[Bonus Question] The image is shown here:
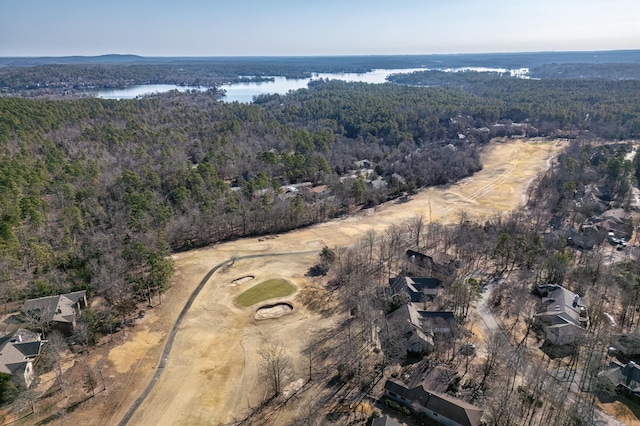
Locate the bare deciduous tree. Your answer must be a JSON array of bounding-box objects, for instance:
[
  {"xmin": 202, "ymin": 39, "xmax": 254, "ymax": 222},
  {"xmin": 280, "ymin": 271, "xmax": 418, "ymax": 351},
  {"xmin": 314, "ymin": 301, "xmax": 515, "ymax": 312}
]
[
  {"xmin": 82, "ymin": 366, "xmax": 97, "ymax": 397},
  {"xmin": 258, "ymin": 341, "xmax": 293, "ymax": 398}
]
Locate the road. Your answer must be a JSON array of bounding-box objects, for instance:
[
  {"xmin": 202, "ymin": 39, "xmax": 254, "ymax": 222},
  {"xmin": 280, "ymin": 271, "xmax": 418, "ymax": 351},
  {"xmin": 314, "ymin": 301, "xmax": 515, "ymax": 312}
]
[
  {"xmin": 117, "ymin": 250, "xmax": 319, "ymax": 426},
  {"xmin": 476, "ymin": 281, "xmax": 624, "ymax": 426}
]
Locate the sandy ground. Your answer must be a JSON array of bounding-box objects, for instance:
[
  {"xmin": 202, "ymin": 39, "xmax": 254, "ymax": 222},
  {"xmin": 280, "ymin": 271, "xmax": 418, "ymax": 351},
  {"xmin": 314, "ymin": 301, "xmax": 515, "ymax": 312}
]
[{"xmin": 60, "ymin": 138, "xmax": 563, "ymax": 426}]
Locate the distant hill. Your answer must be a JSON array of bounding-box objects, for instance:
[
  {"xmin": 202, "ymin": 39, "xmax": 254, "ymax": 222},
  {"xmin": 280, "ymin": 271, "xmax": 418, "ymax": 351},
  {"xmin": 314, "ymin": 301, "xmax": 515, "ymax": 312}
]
[
  {"xmin": 0, "ymin": 54, "xmax": 146, "ymax": 67},
  {"xmin": 1, "ymin": 50, "xmax": 639, "ymax": 69}
]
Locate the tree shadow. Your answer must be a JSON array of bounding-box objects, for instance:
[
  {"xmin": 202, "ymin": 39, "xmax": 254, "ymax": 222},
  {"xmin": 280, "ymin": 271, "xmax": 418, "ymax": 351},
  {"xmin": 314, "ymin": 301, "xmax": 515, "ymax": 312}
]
[{"xmin": 539, "ymin": 341, "xmax": 577, "ymax": 359}]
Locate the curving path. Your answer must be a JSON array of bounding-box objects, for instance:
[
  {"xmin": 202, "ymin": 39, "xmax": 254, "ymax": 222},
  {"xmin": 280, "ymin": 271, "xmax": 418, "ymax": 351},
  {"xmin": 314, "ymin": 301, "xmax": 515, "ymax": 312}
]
[{"xmin": 117, "ymin": 250, "xmax": 319, "ymax": 426}]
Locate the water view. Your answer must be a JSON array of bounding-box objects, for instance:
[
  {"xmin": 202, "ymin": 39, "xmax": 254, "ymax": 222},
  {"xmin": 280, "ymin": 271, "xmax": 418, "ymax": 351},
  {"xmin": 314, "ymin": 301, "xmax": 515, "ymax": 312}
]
[
  {"xmin": 93, "ymin": 84, "xmax": 206, "ymax": 99},
  {"xmin": 219, "ymin": 68, "xmax": 429, "ymax": 103},
  {"xmin": 92, "ymin": 67, "xmax": 530, "ymax": 102}
]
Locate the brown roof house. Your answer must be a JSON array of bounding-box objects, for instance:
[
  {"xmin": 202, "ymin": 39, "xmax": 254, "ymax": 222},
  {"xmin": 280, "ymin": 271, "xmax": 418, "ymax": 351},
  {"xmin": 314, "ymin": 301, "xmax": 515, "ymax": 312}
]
[
  {"xmin": 535, "ymin": 285, "xmax": 588, "ymax": 345},
  {"xmin": 405, "ymin": 250, "xmax": 459, "ymax": 285},
  {"xmin": 0, "ymin": 329, "xmax": 45, "ymax": 388},
  {"xmin": 23, "ymin": 290, "xmax": 87, "ymax": 335},
  {"xmin": 384, "ymin": 378, "xmax": 484, "ymax": 426}
]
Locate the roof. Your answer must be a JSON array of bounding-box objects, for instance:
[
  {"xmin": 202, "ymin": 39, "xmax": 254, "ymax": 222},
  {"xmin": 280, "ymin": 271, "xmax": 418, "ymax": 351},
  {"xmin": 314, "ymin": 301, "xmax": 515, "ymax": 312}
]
[
  {"xmin": 311, "ymin": 185, "xmax": 329, "ymax": 193},
  {"xmin": 419, "ymin": 311, "xmax": 456, "ymax": 334},
  {"xmin": 600, "ymin": 361, "xmax": 640, "ymax": 395},
  {"xmin": 390, "ymin": 277, "xmax": 439, "ymax": 303},
  {"xmin": 409, "ymin": 364, "xmax": 459, "ymax": 393},
  {"xmin": 23, "ymin": 290, "xmax": 86, "ymax": 324},
  {"xmin": 387, "ymin": 305, "xmax": 454, "ymax": 334},
  {"xmin": 536, "ymin": 285, "xmax": 586, "ymax": 326},
  {"xmin": 405, "ymin": 250, "xmax": 459, "ymax": 272},
  {"xmin": 611, "ymin": 334, "xmax": 640, "ymax": 356},
  {"xmin": 371, "ymin": 416, "xmax": 402, "ymax": 426},
  {"xmin": 386, "ymin": 304, "xmax": 434, "ymax": 352},
  {"xmin": 368, "ymin": 178, "xmax": 388, "ymax": 190},
  {"xmin": 387, "ymin": 304, "xmax": 424, "ymax": 332},
  {"xmin": 384, "ymin": 378, "xmax": 484, "ymax": 426},
  {"xmin": 0, "ymin": 329, "xmax": 43, "ymax": 377}
]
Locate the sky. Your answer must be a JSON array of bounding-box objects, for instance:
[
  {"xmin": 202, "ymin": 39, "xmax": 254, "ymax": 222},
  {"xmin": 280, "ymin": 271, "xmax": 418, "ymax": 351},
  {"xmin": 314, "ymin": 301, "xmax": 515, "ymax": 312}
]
[{"xmin": 1, "ymin": 0, "xmax": 639, "ymax": 57}]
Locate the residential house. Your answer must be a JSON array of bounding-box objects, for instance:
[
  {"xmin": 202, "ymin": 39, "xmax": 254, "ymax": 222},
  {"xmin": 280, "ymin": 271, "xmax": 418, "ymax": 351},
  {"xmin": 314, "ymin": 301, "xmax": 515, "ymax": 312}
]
[
  {"xmin": 353, "ymin": 159, "xmax": 372, "ymax": 169},
  {"xmin": 385, "ymin": 304, "xmax": 434, "ymax": 354},
  {"xmin": 23, "ymin": 290, "xmax": 88, "ymax": 335},
  {"xmin": 599, "ymin": 360, "xmax": 640, "ymax": 401},
  {"xmin": 384, "ymin": 378, "xmax": 484, "ymax": 426},
  {"xmin": 371, "ymin": 416, "xmax": 402, "ymax": 426},
  {"xmin": 0, "ymin": 329, "xmax": 45, "ymax": 388},
  {"xmin": 535, "ymin": 285, "xmax": 588, "ymax": 345},
  {"xmin": 384, "ymin": 304, "xmax": 456, "ymax": 355},
  {"xmin": 405, "ymin": 250, "xmax": 459, "ymax": 285},
  {"xmin": 406, "ymin": 364, "xmax": 459, "ymax": 393},
  {"xmin": 389, "ymin": 276, "xmax": 440, "ymax": 304},
  {"xmin": 421, "ymin": 311, "xmax": 456, "ymax": 335},
  {"xmin": 610, "ymin": 334, "xmax": 640, "ymax": 357},
  {"xmin": 368, "ymin": 178, "xmax": 388, "ymax": 190},
  {"xmin": 300, "ymin": 184, "xmax": 330, "ymax": 199}
]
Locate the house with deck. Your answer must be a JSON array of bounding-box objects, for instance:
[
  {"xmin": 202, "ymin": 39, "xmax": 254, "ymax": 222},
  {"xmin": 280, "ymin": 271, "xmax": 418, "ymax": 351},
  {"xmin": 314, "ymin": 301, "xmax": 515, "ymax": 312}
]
[{"xmin": 23, "ymin": 290, "xmax": 88, "ymax": 335}]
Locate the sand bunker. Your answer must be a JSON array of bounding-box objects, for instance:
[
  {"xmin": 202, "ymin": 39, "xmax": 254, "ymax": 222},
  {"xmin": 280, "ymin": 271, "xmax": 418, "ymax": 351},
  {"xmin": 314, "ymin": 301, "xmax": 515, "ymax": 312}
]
[
  {"xmin": 254, "ymin": 302, "xmax": 294, "ymax": 320},
  {"xmin": 231, "ymin": 275, "xmax": 255, "ymax": 286}
]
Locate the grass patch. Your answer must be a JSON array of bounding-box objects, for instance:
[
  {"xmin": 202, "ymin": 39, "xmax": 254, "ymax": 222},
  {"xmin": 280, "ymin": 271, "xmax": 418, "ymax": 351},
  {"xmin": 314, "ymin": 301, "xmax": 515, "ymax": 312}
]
[{"xmin": 236, "ymin": 279, "xmax": 295, "ymax": 307}]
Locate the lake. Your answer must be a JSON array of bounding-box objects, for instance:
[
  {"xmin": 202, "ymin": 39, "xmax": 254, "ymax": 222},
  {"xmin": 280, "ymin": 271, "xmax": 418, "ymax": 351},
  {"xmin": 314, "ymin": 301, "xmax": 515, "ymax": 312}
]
[
  {"xmin": 92, "ymin": 67, "xmax": 529, "ymax": 102},
  {"xmin": 92, "ymin": 84, "xmax": 206, "ymax": 99}
]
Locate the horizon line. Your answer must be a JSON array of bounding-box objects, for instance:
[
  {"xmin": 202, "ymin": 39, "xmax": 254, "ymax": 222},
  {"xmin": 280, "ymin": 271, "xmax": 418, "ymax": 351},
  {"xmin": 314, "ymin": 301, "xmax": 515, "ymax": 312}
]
[{"xmin": 2, "ymin": 48, "xmax": 640, "ymax": 60}]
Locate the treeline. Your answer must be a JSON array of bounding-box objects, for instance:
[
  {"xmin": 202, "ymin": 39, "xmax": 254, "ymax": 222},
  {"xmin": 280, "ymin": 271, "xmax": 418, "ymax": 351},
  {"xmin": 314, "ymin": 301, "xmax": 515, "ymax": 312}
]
[
  {"xmin": 0, "ymin": 64, "xmax": 234, "ymax": 94},
  {"xmin": 0, "ymin": 85, "xmax": 483, "ymax": 335},
  {"xmin": 3, "ymin": 50, "xmax": 640, "ymax": 95},
  {"xmin": 1, "ymin": 75, "xmax": 638, "ymax": 338},
  {"xmin": 529, "ymin": 62, "xmax": 640, "ymax": 80},
  {"xmin": 388, "ymin": 71, "xmax": 640, "ymax": 139}
]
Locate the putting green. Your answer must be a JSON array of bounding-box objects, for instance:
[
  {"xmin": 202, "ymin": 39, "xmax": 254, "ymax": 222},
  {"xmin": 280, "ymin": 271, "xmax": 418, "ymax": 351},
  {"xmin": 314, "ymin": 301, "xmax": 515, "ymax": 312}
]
[{"xmin": 235, "ymin": 279, "xmax": 295, "ymax": 307}]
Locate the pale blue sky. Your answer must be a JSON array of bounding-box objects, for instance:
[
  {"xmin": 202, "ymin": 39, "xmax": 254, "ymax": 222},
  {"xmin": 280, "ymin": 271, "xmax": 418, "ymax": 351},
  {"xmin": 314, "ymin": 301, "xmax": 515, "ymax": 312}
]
[{"xmin": 1, "ymin": 0, "xmax": 638, "ymax": 56}]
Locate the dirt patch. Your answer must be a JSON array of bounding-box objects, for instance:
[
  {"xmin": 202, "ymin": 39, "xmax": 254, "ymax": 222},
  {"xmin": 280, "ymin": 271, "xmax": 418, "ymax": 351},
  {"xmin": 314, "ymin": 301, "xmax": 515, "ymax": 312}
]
[
  {"xmin": 107, "ymin": 328, "xmax": 163, "ymax": 374},
  {"xmin": 254, "ymin": 302, "xmax": 294, "ymax": 320}
]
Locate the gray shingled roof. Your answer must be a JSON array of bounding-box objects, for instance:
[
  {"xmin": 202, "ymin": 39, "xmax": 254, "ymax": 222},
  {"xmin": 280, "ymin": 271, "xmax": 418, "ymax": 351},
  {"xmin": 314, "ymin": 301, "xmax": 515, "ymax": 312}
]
[
  {"xmin": 384, "ymin": 378, "xmax": 484, "ymax": 426},
  {"xmin": 23, "ymin": 290, "xmax": 86, "ymax": 324},
  {"xmin": 390, "ymin": 276, "xmax": 439, "ymax": 303},
  {"xmin": 371, "ymin": 416, "xmax": 402, "ymax": 426},
  {"xmin": 0, "ymin": 329, "xmax": 43, "ymax": 377}
]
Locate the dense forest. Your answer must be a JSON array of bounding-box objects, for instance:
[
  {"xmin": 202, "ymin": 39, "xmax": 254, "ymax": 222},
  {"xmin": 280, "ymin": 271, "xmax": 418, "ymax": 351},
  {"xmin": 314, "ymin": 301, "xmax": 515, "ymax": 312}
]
[{"xmin": 2, "ymin": 67, "xmax": 640, "ymax": 338}]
